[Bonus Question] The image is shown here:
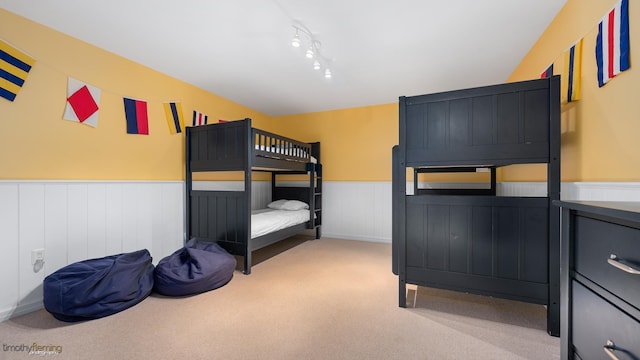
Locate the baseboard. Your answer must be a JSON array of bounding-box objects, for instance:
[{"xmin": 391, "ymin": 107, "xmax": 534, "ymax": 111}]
[
  {"xmin": 321, "ymin": 232, "xmax": 391, "ymax": 243},
  {"xmin": 0, "ymin": 300, "xmax": 43, "ymax": 322}
]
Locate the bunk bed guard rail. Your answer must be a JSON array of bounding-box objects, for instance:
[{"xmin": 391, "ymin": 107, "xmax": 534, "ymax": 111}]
[
  {"xmin": 187, "ymin": 119, "xmax": 312, "ymax": 172},
  {"xmin": 253, "ymin": 128, "xmax": 312, "ymax": 164}
]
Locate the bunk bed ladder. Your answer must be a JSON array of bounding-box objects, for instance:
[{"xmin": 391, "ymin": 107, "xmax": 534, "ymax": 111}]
[{"xmin": 307, "ymin": 162, "xmax": 322, "ymax": 239}]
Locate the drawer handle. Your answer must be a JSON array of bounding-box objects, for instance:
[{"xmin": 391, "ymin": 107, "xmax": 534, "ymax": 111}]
[
  {"xmin": 604, "ymin": 340, "xmax": 620, "ymax": 360},
  {"xmin": 608, "ymin": 254, "xmax": 640, "ymax": 275}
]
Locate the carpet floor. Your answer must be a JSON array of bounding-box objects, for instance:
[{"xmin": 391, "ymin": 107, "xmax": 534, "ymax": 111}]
[{"xmin": 0, "ymin": 236, "xmax": 559, "ymax": 359}]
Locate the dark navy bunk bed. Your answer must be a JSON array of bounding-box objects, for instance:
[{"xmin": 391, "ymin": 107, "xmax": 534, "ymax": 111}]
[
  {"xmin": 186, "ymin": 118, "xmax": 322, "ymax": 274},
  {"xmin": 393, "ymin": 76, "xmax": 561, "ymax": 336}
]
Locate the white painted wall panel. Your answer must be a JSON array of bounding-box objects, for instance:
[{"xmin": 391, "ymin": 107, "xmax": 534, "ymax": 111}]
[
  {"xmin": 161, "ymin": 182, "xmax": 184, "ymax": 259},
  {"xmin": 0, "ymin": 184, "xmax": 19, "ymax": 319},
  {"xmin": 573, "ymin": 182, "xmax": 640, "ymax": 201},
  {"xmin": 18, "ymin": 184, "xmax": 45, "ymax": 313},
  {"xmin": 0, "ymin": 180, "xmax": 186, "ymax": 321},
  {"xmin": 135, "ymin": 184, "xmax": 154, "ymax": 253},
  {"xmin": 372, "ymin": 182, "xmax": 393, "ymax": 241},
  {"xmin": 322, "ymin": 182, "xmax": 392, "ymax": 243},
  {"xmin": 87, "ymin": 183, "xmax": 107, "ymax": 259},
  {"xmin": 105, "ymin": 183, "xmax": 124, "ymax": 255},
  {"xmin": 150, "ymin": 184, "xmax": 168, "ymax": 264},
  {"xmin": 122, "ymin": 184, "xmax": 139, "ymax": 253},
  {"xmin": 67, "ymin": 184, "xmax": 89, "ymax": 263},
  {"xmin": 44, "ymin": 184, "xmax": 68, "ymax": 275}
]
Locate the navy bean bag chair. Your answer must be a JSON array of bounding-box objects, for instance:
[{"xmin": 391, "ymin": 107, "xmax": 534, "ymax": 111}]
[
  {"xmin": 43, "ymin": 249, "xmax": 154, "ymax": 322},
  {"xmin": 154, "ymin": 238, "xmax": 236, "ymax": 296}
]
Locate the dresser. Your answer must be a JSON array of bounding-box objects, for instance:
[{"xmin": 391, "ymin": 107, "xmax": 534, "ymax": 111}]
[{"xmin": 555, "ymin": 201, "xmax": 640, "ymax": 359}]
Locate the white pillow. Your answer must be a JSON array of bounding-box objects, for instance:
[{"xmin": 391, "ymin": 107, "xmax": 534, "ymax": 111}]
[
  {"xmin": 281, "ymin": 200, "xmax": 309, "ymax": 211},
  {"xmin": 267, "ymin": 199, "xmax": 288, "ymax": 210}
]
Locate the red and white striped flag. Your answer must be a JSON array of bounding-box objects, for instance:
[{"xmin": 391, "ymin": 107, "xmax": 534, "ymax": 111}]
[
  {"xmin": 192, "ymin": 110, "xmax": 208, "ymax": 126},
  {"xmin": 595, "ymin": 0, "xmax": 630, "ymax": 87}
]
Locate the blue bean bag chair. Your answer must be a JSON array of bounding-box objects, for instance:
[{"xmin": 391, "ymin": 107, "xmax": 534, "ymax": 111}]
[
  {"xmin": 43, "ymin": 249, "xmax": 154, "ymax": 322},
  {"xmin": 154, "ymin": 238, "xmax": 236, "ymax": 296}
]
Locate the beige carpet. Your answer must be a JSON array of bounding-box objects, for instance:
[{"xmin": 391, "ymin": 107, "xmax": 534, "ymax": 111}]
[{"xmin": 0, "ymin": 236, "xmax": 559, "ymax": 360}]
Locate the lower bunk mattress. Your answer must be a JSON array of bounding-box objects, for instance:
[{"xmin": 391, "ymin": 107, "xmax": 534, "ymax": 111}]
[{"xmin": 251, "ymin": 208, "xmax": 310, "ymax": 238}]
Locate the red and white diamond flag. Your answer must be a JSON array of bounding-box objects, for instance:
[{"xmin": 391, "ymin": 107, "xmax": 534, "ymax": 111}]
[{"xmin": 63, "ymin": 77, "xmax": 101, "ymax": 127}]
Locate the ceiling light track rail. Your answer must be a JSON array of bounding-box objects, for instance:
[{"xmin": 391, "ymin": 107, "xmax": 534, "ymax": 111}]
[{"xmin": 291, "ymin": 21, "xmax": 333, "ymax": 79}]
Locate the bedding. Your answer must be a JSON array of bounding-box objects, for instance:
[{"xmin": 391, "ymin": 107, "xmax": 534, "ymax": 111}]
[
  {"xmin": 251, "ymin": 208, "xmax": 310, "ymax": 238},
  {"xmin": 280, "ymin": 200, "xmax": 309, "ymax": 211},
  {"xmin": 267, "ymin": 199, "xmax": 289, "ymax": 210},
  {"xmin": 266, "ymin": 199, "xmax": 309, "ymax": 211}
]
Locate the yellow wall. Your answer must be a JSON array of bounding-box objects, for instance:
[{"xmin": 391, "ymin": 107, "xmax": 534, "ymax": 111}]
[
  {"xmin": 0, "ymin": 9, "xmax": 269, "ymax": 180},
  {"xmin": 506, "ymin": 0, "xmax": 640, "ymax": 182},
  {"xmin": 5, "ymin": 2, "xmax": 639, "ymax": 184},
  {"xmin": 271, "ymin": 104, "xmax": 398, "ymax": 181}
]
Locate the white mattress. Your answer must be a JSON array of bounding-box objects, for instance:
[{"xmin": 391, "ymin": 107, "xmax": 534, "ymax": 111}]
[{"xmin": 251, "ymin": 208, "xmax": 310, "ymax": 239}]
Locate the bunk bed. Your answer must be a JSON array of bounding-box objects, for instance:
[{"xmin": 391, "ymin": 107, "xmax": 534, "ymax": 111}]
[
  {"xmin": 392, "ymin": 76, "xmax": 561, "ymax": 336},
  {"xmin": 185, "ymin": 118, "xmax": 322, "ymax": 274}
]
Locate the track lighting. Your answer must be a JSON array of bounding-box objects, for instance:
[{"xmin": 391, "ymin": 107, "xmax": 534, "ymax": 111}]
[
  {"xmin": 291, "ymin": 22, "xmax": 333, "ymax": 79},
  {"xmin": 291, "ymin": 29, "xmax": 300, "ymax": 48}
]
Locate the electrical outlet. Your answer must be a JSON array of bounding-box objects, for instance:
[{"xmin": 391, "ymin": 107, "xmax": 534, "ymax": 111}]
[{"xmin": 31, "ymin": 248, "xmax": 45, "ymax": 265}]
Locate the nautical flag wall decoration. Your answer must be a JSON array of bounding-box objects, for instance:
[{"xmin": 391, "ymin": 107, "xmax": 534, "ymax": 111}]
[
  {"xmin": 192, "ymin": 110, "xmax": 208, "ymax": 126},
  {"xmin": 0, "ymin": 39, "xmax": 35, "ymax": 102},
  {"xmin": 123, "ymin": 97, "xmax": 149, "ymax": 135},
  {"xmin": 164, "ymin": 102, "xmax": 184, "ymax": 134},
  {"xmin": 63, "ymin": 77, "xmax": 101, "ymax": 127},
  {"xmin": 596, "ymin": 0, "xmax": 630, "ymax": 87},
  {"xmin": 540, "ymin": 64, "xmax": 554, "ymax": 79},
  {"xmin": 563, "ymin": 39, "xmax": 583, "ymax": 103}
]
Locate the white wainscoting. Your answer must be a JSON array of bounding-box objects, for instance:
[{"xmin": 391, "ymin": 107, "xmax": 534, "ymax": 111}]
[
  {"xmin": 2, "ymin": 180, "xmax": 639, "ymax": 321},
  {"xmin": 193, "ymin": 180, "xmax": 393, "ymax": 243},
  {"xmin": 0, "ymin": 181, "xmax": 184, "ymax": 322},
  {"xmin": 322, "ymin": 182, "xmax": 392, "ymax": 243},
  {"xmin": 498, "ymin": 182, "xmax": 640, "ymax": 201}
]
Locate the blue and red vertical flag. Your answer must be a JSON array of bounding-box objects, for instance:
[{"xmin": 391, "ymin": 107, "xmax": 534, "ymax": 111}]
[
  {"xmin": 123, "ymin": 97, "xmax": 149, "ymax": 135},
  {"xmin": 540, "ymin": 64, "xmax": 554, "ymax": 79},
  {"xmin": 596, "ymin": 0, "xmax": 630, "ymax": 87}
]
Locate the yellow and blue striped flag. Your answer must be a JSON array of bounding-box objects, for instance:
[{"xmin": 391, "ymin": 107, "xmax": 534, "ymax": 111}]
[
  {"xmin": 0, "ymin": 39, "xmax": 35, "ymax": 102},
  {"xmin": 164, "ymin": 102, "xmax": 185, "ymax": 134},
  {"xmin": 563, "ymin": 39, "xmax": 582, "ymax": 103}
]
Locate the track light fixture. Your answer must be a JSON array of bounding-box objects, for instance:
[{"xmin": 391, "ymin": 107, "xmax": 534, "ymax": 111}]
[
  {"xmin": 291, "ymin": 22, "xmax": 333, "ymax": 79},
  {"xmin": 291, "ymin": 29, "xmax": 301, "ymax": 48}
]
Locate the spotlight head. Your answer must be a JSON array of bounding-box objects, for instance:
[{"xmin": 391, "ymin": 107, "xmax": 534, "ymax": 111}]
[
  {"xmin": 306, "ymin": 47, "xmax": 314, "ymax": 58},
  {"xmin": 324, "ymin": 68, "xmax": 332, "ymax": 78}
]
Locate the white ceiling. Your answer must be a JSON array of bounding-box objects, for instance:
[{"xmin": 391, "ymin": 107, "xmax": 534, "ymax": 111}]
[{"xmin": 1, "ymin": 0, "xmax": 566, "ymax": 116}]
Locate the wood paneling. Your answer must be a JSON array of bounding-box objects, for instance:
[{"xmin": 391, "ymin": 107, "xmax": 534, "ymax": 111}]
[{"xmin": 0, "ymin": 181, "xmax": 183, "ymax": 321}]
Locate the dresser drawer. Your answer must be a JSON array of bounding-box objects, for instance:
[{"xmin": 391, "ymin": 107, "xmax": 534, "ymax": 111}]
[
  {"xmin": 572, "ymin": 281, "xmax": 640, "ymax": 360},
  {"xmin": 574, "ymin": 215, "xmax": 640, "ymax": 311}
]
